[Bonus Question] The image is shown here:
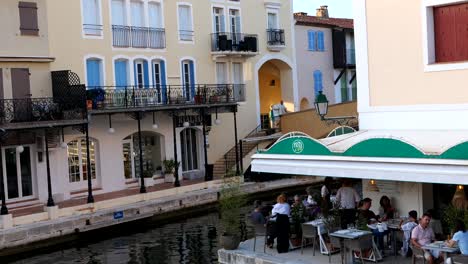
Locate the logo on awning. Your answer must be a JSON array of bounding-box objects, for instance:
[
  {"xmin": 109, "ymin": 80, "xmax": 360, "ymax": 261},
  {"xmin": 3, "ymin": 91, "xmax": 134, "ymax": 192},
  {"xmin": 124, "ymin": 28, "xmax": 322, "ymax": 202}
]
[{"xmin": 292, "ymin": 139, "xmax": 304, "ymax": 154}]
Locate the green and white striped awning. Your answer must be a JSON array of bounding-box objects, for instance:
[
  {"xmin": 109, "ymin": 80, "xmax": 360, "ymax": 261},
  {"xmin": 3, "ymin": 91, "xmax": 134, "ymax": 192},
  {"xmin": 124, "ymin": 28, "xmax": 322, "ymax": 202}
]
[{"xmin": 251, "ymin": 131, "xmax": 468, "ymax": 185}]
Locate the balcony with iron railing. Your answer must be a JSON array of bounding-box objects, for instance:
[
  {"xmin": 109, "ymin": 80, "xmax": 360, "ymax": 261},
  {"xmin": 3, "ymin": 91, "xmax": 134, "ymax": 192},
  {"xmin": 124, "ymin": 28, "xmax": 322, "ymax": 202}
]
[
  {"xmin": 86, "ymin": 84, "xmax": 246, "ymax": 112},
  {"xmin": 0, "ymin": 96, "xmax": 87, "ymax": 129},
  {"xmin": 112, "ymin": 25, "xmax": 166, "ymax": 49},
  {"xmin": 266, "ymin": 29, "xmax": 285, "ymax": 51},
  {"xmin": 211, "ymin": 33, "xmax": 258, "ymax": 55}
]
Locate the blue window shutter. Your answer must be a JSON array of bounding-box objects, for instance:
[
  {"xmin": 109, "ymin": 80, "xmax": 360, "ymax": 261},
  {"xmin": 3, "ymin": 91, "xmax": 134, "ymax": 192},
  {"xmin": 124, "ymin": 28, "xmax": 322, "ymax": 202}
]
[
  {"xmin": 133, "ymin": 61, "xmax": 137, "ymax": 86},
  {"xmin": 314, "ymin": 70, "xmax": 322, "ymax": 96},
  {"xmin": 318, "ymin": 31, "xmax": 325, "ymax": 51},
  {"xmin": 308, "ymin": 31, "xmax": 316, "ymax": 51},
  {"xmin": 114, "ymin": 61, "xmax": 127, "ymax": 88},
  {"xmin": 86, "ymin": 59, "xmax": 101, "ymax": 88},
  {"xmin": 160, "ymin": 60, "xmax": 167, "ymax": 103},
  {"xmin": 143, "ymin": 61, "xmax": 149, "ymax": 87},
  {"xmin": 189, "ymin": 61, "xmax": 195, "ymax": 99}
]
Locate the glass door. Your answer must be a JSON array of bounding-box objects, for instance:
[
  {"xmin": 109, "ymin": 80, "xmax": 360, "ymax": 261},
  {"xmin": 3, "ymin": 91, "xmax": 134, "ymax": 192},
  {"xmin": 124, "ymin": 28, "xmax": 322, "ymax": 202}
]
[{"xmin": 2, "ymin": 146, "xmax": 33, "ymax": 200}]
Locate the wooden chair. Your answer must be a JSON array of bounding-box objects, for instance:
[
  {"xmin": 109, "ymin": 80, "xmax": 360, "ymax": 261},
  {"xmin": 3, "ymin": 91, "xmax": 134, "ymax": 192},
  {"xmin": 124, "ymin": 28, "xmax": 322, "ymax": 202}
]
[
  {"xmin": 301, "ymin": 223, "xmax": 318, "ymax": 255},
  {"xmin": 410, "ymin": 245, "xmax": 426, "ymax": 264}
]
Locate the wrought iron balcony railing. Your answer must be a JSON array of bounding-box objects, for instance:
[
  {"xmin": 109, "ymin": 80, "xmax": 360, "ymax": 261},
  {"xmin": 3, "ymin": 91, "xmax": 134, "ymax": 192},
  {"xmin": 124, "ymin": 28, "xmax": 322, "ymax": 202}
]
[
  {"xmin": 211, "ymin": 32, "xmax": 258, "ymax": 53},
  {"xmin": 112, "ymin": 25, "xmax": 166, "ymax": 49},
  {"xmin": 0, "ymin": 97, "xmax": 87, "ymax": 125},
  {"xmin": 87, "ymin": 84, "xmax": 246, "ymax": 110},
  {"xmin": 267, "ymin": 29, "xmax": 285, "ymax": 46},
  {"xmin": 83, "ymin": 24, "xmax": 103, "ymax": 36}
]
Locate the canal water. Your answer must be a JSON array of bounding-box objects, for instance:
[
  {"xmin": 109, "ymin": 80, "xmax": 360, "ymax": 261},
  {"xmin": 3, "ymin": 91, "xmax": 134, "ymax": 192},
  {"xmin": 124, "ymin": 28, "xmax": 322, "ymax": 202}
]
[{"xmin": 8, "ymin": 206, "xmax": 256, "ymax": 264}]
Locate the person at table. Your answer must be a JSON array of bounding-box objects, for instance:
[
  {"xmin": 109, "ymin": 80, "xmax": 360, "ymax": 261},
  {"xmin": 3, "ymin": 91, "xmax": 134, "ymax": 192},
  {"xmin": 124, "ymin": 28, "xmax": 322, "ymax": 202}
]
[
  {"xmin": 291, "ymin": 195, "xmax": 307, "ymax": 238},
  {"xmin": 400, "ymin": 210, "xmax": 418, "ymax": 257},
  {"xmin": 357, "ymin": 198, "xmax": 388, "ymax": 252},
  {"xmin": 268, "ymin": 194, "xmax": 290, "ymax": 253},
  {"xmin": 378, "ymin": 195, "xmax": 395, "ymax": 221},
  {"xmin": 250, "ymin": 200, "xmax": 266, "ymax": 225},
  {"xmin": 321, "ymin": 177, "xmax": 333, "ymax": 213},
  {"xmin": 411, "ymin": 213, "xmax": 443, "ymax": 264},
  {"xmin": 336, "ymin": 179, "xmax": 361, "ymax": 229},
  {"xmin": 446, "ymin": 219, "xmax": 468, "ymax": 255},
  {"xmin": 426, "ymin": 209, "xmax": 444, "ymax": 240}
]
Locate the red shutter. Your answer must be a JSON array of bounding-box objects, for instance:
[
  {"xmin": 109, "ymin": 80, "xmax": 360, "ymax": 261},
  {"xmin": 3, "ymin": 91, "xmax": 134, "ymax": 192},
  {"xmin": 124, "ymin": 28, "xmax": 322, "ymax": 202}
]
[
  {"xmin": 18, "ymin": 2, "xmax": 39, "ymax": 36},
  {"xmin": 434, "ymin": 3, "xmax": 468, "ymax": 63}
]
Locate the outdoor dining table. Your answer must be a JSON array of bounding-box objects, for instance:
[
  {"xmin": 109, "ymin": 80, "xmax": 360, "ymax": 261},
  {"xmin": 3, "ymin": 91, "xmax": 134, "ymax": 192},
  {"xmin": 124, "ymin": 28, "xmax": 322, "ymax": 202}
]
[
  {"xmin": 422, "ymin": 241, "xmax": 460, "ymax": 260},
  {"xmin": 368, "ymin": 219, "xmax": 403, "ymax": 257},
  {"xmin": 329, "ymin": 229, "xmax": 375, "ymax": 264}
]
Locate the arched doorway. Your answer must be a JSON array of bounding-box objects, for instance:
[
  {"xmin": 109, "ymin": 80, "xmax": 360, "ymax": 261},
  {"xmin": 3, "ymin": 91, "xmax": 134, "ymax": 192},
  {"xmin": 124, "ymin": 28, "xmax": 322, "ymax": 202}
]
[
  {"xmin": 122, "ymin": 132, "xmax": 164, "ymax": 179},
  {"xmin": 257, "ymin": 58, "xmax": 294, "ymax": 129},
  {"xmin": 300, "ymin": 98, "xmax": 310, "ymax": 111}
]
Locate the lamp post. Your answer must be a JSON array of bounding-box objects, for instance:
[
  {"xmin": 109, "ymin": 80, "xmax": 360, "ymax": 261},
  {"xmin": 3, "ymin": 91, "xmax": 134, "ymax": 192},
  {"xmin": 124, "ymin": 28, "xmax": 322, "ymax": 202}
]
[{"xmin": 314, "ymin": 91, "xmax": 357, "ymax": 125}]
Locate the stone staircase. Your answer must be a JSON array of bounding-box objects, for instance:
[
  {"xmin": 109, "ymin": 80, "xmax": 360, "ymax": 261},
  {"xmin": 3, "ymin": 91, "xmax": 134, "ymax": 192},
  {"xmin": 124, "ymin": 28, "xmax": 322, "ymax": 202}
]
[{"xmin": 213, "ymin": 129, "xmax": 272, "ymax": 179}]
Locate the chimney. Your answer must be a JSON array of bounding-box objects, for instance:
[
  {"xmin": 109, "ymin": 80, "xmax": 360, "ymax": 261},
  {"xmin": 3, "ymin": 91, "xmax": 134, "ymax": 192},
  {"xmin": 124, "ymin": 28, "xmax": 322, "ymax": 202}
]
[
  {"xmin": 316, "ymin": 6, "xmax": 329, "ymax": 18},
  {"xmin": 294, "ymin": 12, "xmax": 308, "ymax": 17}
]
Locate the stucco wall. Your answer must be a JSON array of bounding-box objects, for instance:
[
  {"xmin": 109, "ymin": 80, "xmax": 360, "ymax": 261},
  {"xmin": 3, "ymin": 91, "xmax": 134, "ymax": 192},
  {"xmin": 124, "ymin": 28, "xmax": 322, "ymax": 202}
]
[
  {"xmin": 280, "ymin": 101, "xmax": 357, "ymax": 138},
  {"xmin": 0, "ymin": 62, "xmax": 52, "ymax": 98},
  {"xmin": 366, "ymin": 0, "xmax": 468, "ymax": 106},
  {"xmin": 0, "ymin": 0, "xmax": 50, "ymax": 57},
  {"xmin": 294, "ymin": 25, "xmax": 336, "ymax": 105},
  {"xmin": 45, "ymin": 0, "xmax": 295, "ymax": 165}
]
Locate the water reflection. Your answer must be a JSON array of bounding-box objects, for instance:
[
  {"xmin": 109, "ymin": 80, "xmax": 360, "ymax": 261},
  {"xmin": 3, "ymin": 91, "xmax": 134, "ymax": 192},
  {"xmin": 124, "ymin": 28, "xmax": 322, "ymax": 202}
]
[{"xmin": 12, "ymin": 208, "xmax": 253, "ymax": 264}]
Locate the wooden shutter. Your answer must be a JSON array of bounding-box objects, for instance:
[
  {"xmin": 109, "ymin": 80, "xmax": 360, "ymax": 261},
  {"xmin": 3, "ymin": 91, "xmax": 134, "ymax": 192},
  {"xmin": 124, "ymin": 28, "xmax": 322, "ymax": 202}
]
[
  {"xmin": 19, "ymin": 2, "xmax": 39, "ymax": 36},
  {"xmin": 434, "ymin": 3, "xmax": 468, "ymax": 63}
]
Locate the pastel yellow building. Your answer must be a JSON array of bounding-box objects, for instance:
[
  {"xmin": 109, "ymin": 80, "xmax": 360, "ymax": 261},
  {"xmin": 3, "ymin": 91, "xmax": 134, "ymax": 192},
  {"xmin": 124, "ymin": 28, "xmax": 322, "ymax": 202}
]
[{"xmin": 0, "ymin": 0, "xmax": 296, "ymax": 214}]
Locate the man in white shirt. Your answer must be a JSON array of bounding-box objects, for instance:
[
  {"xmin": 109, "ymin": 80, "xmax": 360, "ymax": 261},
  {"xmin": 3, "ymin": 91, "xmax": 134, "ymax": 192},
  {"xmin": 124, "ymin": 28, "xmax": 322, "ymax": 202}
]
[{"xmin": 336, "ymin": 179, "xmax": 360, "ymax": 228}]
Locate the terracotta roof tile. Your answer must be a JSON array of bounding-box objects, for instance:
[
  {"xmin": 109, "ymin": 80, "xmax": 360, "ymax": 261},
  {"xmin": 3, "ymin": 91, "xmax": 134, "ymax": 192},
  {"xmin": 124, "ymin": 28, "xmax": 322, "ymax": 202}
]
[{"xmin": 294, "ymin": 13, "xmax": 354, "ymax": 29}]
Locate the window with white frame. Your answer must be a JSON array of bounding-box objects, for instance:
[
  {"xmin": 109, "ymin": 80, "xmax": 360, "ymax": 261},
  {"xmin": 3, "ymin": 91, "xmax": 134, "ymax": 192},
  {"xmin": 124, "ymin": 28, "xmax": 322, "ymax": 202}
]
[
  {"xmin": 178, "ymin": 4, "xmax": 193, "ymax": 41},
  {"xmin": 216, "ymin": 62, "xmax": 228, "ymax": 84},
  {"xmin": 130, "ymin": 0, "xmax": 144, "ymax": 27},
  {"xmin": 148, "ymin": 2, "xmax": 162, "ymax": 28},
  {"xmin": 67, "ymin": 138, "xmax": 98, "ymax": 183},
  {"xmin": 229, "ymin": 9, "xmax": 241, "ymax": 34},
  {"xmin": 180, "ymin": 128, "xmax": 199, "ymax": 172},
  {"xmin": 111, "ymin": 0, "xmax": 126, "ymax": 26},
  {"xmin": 267, "ymin": 12, "xmax": 278, "ymax": 29},
  {"xmin": 213, "ymin": 7, "xmax": 225, "ymax": 33},
  {"xmin": 82, "ymin": 0, "xmax": 102, "ymax": 36}
]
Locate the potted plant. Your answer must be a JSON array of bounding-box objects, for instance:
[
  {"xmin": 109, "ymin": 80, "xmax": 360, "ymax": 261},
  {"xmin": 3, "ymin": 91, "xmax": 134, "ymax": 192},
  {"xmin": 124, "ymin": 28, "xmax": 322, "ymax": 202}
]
[
  {"xmin": 443, "ymin": 205, "xmax": 468, "ymax": 235},
  {"xmin": 163, "ymin": 159, "xmax": 180, "ymax": 183},
  {"xmin": 219, "ymin": 176, "xmax": 245, "ymax": 250},
  {"xmin": 86, "ymin": 88, "xmax": 106, "ymax": 109},
  {"xmin": 142, "ymin": 169, "xmax": 155, "ymax": 187}
]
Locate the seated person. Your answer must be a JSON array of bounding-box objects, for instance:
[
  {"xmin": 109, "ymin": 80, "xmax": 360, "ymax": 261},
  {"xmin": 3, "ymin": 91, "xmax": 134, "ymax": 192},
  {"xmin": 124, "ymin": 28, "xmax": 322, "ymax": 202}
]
[
  {"xmin": 411, "ymin": 213, "xmax": 443, "ymax": 264},
  {"xmin": 250, "ymin": 200, "xmax": 266, "ymax": 225},
  {"xmin": 426, "ymin": 209, "xmax": 444, "ymax": 240},
  {"xmin": 357, "ymin": 198, "xmax": 388, "ymax": 251},
  {"xmin": 291, "ymin": 195, "xmax": 307, "ymax": 237},
  {"xmin": 446, "ymin": 219, "xmax": 468, "ymax": 255},
  {"xmin": 378, "ymin": 195, "xmax": 395, "ymax": 221},
  {"xmin": 400, "ymin": 210, "xmax": 418, "ymax": 257}
]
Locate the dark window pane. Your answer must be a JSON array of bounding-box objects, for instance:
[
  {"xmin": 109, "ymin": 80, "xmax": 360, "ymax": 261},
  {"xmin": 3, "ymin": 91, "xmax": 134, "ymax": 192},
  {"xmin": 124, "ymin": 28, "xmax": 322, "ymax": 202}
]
[
  {"xmin": 5, "ymin": 148, "xmax": 19, "ymax": 199},
  {"xmin": 20, "ymin": 147, "xmax": 32, "ymax": 196}
]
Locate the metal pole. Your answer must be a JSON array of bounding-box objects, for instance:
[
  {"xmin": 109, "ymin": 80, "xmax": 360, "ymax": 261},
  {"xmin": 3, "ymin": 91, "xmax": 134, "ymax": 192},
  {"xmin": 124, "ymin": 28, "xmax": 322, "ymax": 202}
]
[
  {"xmin": 45, "ymin": 129, "xmax": 55, "ymax": 207},
  {"xmin": 172, "ymin": 113, "xmax": 180, "ymax": 187},
  {"xmin": 0, "ymin": 141, "xmax": 8, "ymax": 215},
  {"xmin": 233, "ymin": 106, "xmax": 240, "ymax": 175},
  {"xmin": 239, "ymin": 139, "xmax": 244, "ymax": 173},
  {"xmin": 85, "ymin": 125, "xmax": 95, "ymax": 203},
  {"xmin": 137, "ymin": 112, "xmax": 146, "ymax": 193},
  {"xmin": 201, "ymin": 108, "xmax": 209, "ymax": 181}
]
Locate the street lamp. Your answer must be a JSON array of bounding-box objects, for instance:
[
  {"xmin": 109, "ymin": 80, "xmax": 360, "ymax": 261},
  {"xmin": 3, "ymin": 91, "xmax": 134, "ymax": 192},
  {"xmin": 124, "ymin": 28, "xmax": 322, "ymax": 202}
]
[{"xmin": 314, "ymin": 91, "xmax": 357, "ymax": 124}]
